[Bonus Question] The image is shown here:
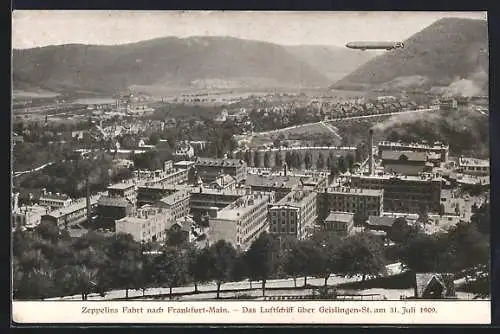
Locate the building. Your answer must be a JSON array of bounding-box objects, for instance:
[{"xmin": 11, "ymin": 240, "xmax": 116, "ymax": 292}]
[
  {"xmin": 139, "ymin": 168, "xmax": 189, "ymax": 188},
  {"xmin": 440, "ymin": 98, "xmax": 458, "ymax": 110},
  {"xmin": 381, "ymin": 150, "xmax": 429, "ymax": 176},
  {"xmin": 13, "ymin": 205, "xmax": 49, "ymax": 229},
  {"xmin": 115, "ymin": 205, "xmax": 173, "ymax": 243},
  {"xmin": 38, "ymin": 189, "xmax": 72, "ymax": 210},
  {"xmin": 153, "ymin": 190, "xmax": 190, "ymax": 221},
  {"xmin": 41, "ymin": 196, "xmax": 99, "ymax": 229},
  {"xmin": 414, "ymin": 273, "xmax": 457, "ymax": 299},
  {"xmin": 378, "ymin": 141, "xmax": 449, "ymax": 163},
  {"xmin": 136, "ymin": 185, "xmax": 178, "ymax": 207},
  {"xmin": 174, "ymin": 160, "xmax": 196, "ymax": 170},
  {"xmin": 107, "ymin": 182, "xmax": 137, "ymax": 204},
  {"xmin": 318, "ymin": 187, "xmax": 384, "ymax": 223},
  {"xmin": 245, "ymin": 174, "xmax": 304, "ymax": 201},
  {"xmin": 268, "ymin": 190, "xmax": 317, "ymax": 240},
  {"xmin": 209, "ymin": 192, "xmax": 274, "ymax": 251},
  {"xmin": 96, "ymin": 196, "xmax": 134, "ymax": 223},
  {"xmin": 195, "ymin": 157, "xmax": 247, "ymax": 183},
  {"xmin": 458, "ymin": 157, "xmax": 489, "ymax": 176},
  {"xmin": 168, "ymin": 217, "xmax": 196, "ymax": 244},
  {"xmin": 349, "ymin": 173, "xmax": 442, "ymax": 214},
  {"xmin": 323, "ymin": 212, "xmax": 354, "ymax": 236},
  {"xmin": 173, "ymin": 141, "xmax": 195, "ymax": 161},
  {"xmin": 189, "ymin": 187, "xmax": 247, "ymax": 218},
  {"xmin": 365, "ymin": 216, "xmax": 396, "ymax": 232},
  {"xmin": 209, "ymin": 174, "xmax": 237, "ymax": 191}
]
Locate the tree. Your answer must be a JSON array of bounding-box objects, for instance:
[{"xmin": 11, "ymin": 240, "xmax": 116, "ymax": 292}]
[
  {"xmin": 397, "ymin": 232, "xmax": 454, "ymax": 273},
  {"xmin": 285, "ymin": 151, "xmax": 294, "ymax": 168},
  {"xmin": 245, "ymin": 232, "xmax": 280, "ymax": 296},
  {"xmin": 387, "ymin": 217, "xmax": 413, "ymax": 244},
  {"xmin": 471, "ymin": 202, "xmax": 490, "ymax": 235},
  {"xmin": 345, "ymin": 154, "xmax": 355, "ymax": 172},
  {"xmin": 304, "ymin": 152, "xmax": 312, "ymax": 170},
  {"xmin": 263, "ymin": 151, "xmax": 271, "ymax": 168},
  {"xmin": 253, "ymin": 152, "xmax": 261, "ymax": 168},
  {"xmin": 285, "ymin": 240, "xmax": 324, "ymax": 287},
  {"xmin": 316, "ymin": 153, "xmax": 325, "ymax": 170},
  {"xmin": 336, "ymin": 232, "xmax": 386, "ymax": 282},
  {"xmin": 187, "ymin": 246, "xmax": 213, "ymax": 294},
  {"xmin": 152, "ymin": 246, "xmax": 189, "ymax": 299},
  {"xmin": 337, "ymin": 156, "xmax": 347, "ymax": 173},
  {"xmin": 447, "ymin": 223, "xmax": 489, "ymax": 272},
  {"xmin": 244, "ymin": 150, "xmax": 252, "ymax": 165},
  {"xmin": 275, "ymin": 151, "xmax": 283, "ymax": 169},
  {"xmin": 108, "ymin": 237, "xmax": 143, "ymax": 299},
  {"xmin": 417, "ymin": 205, "xmax": 430, "ymax": 226},
  {"xmin": 208, "ymin": 241, "xmax": 237, "ymax": 299},
  {"xmin": 353, "ymin": 211, "xmax": 368, "ymax": 227}
]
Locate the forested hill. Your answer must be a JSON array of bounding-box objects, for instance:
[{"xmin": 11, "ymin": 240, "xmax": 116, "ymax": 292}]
[{"xmin": 332, "ymin": 18, "xmax": 488, "ymax": 94}]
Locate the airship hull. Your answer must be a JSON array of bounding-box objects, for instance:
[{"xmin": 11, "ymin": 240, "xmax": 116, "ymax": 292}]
[{"xmin": 346, "ymin": 41, "xmax": 404, "ymax": 50}]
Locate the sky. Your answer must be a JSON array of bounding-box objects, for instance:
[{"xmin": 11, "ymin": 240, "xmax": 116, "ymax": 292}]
[{"xmin": 12, "ymin": 11, "xmax": 487, "ymax": 49}]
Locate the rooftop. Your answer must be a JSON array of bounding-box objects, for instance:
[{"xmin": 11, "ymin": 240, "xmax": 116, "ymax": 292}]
[
  {"xmin": 40, "ymin": 192, "xmax": 71, "ymax": 201},
  {"xmin": 378, "ymin": 141, "xmax": 449, "ymax": 150},
  {"xmin": 107, "ymin": 182, "xmax": 136, "ymax": 190},
  {"xmin": 458, "ymin": 157, "xmax": 489, "ymax": 167},
  {"xmin": 45, "ymin": 196, "xmax": 99, "ymax": 219},
  {"xmin": 367, "ymin": 216, "xmax": 396, "ymax": 228},
  {"xmin": 350, "ymin": 173, "xmax": 442, "ymax": 182},
  {"xmin": 158, "ymin": 190, "xmax": 190, "ymax": 206},
  {"xmin": 275, "ymin": 190, "xmax": 316, "ymax": 208},
  {"xmin": 196, "ymin": 157, "xmax": 246, "ymax": 167},
  {"xmin": 325, "ymin": 211, "xmax": 354, "ymax": 223},
  {"xmin": 381, "ymin": 150, "xmax": 427, "ymax": 162},
  {"xmin": 245, "ymin": 174, "xmax": 303, "ymax": 189},
  {"xmin": 97, "ymin": 196, "xmax": 131, "ymax": 207},
  {"xmin": 254, "ymin": 146, "xmax": 357, "ymax": 152},
  {"xmin": 325, "ymin": 186, "xmax": 384, "ymax": 197},
  {"xmin": 215, "ymin": 192, "xmax": 272, "ymax": 221}
]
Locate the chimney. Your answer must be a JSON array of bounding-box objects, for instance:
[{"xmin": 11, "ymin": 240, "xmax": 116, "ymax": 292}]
[
  {"xmin": 12, "ymin": 192, "xmax": 19, "ymax": 212},
  {"xmin": 283, "ymin": 162, "xmax": 288, "ymax": 177},
  {"xmin": 368, "ymin": 129, "xmax": 374, "ymax": 176}
]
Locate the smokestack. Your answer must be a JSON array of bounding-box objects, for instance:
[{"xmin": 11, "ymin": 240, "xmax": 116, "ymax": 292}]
[
  {"xmin": 369, "ymin": 129, "xmax": 374, "ymax": 176},
  {"xmin": 284, "ymin": 162, "xmax": 288, "ymax": 177}
]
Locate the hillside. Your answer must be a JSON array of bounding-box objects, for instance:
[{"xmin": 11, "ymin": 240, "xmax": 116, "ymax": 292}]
[
  {"xmin": 332, "ymin": 18, "xmax": 488, "ymax": 95},
  {"xmin": 12, "ymin": 36, "xmax": 332, "ymax": 94},
  {"xmin": 284, "ymin": 45, "xmax": 375, "ymax": 82}
]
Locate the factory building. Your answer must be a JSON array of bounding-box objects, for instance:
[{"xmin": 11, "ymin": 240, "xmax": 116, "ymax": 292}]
[
  {"xmin": 377, "ymin": 141, "xmax": 449, "ymax": 163},
  {"xmin": 323, "ymin": 211, "xmax": 355, "ymax": 236},
  {"xmin": 115, "ymin": 205, "xmax": 173, "ymax": 243},
  {"xmin": 38, "ymin": 189, "xmax": 72, "ymax": 210},
  {"xmin": 209, "ymin": 192, "xmax": 274, "ymax": 251},
  {"xmin": 268, "ymin": 189, "xmax": 317, "ymax": 240},
  {"xmin": 349, "ymin": 173, "xmax": 442, "ymax": 214},
  {"xmin": 153, "ymin": 190, "xmax": 190, "ymax": 221},
  {"xmin": 195, "ymin": 157, "xmax": 247, "ymax": 183},
  {"xmin": 318, "ymin": 187, "xmax": 384, "ymax": 223},
  {"xmin": 41, "ymin": 196, "xmax": 99, "ymax": 229}
]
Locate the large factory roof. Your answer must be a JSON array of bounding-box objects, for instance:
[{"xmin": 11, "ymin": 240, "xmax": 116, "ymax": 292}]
[{"xmin": 381, "ymin": 150, "xmax": 427, "ymax": 162}]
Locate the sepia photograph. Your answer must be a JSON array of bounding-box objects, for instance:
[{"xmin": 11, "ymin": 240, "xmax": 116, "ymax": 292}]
[{"xmin": 11, "ymin": 10, "xmax": 490, "ymax": 324}]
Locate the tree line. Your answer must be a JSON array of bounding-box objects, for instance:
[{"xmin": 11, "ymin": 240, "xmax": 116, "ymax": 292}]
[
  {"xmin": 13, "ymin": 203, "xmax": 490, "ymax": 300},
  {"xmin": 240, "ymin": 150, "xmax": 357, "ymax": 173}
]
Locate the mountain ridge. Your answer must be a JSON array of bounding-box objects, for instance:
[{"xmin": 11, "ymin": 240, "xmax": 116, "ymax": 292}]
[
  {"xmin": 13, "ymin": 36, "xmax": 364, "ymax": 94},
  {"xmin": 331, "ymin": 17, "xmax": 489, "ymax": 95}
]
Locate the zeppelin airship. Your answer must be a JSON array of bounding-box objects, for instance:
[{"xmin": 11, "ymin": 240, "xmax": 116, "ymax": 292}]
[{"xmin": 346, "ymin": 41, "xmax": 404, "ymax": 51}]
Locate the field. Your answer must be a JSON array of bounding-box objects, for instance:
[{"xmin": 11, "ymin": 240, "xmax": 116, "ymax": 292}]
[{"xmin": 248, "ymin": 122, "xmax": 342, "ymax": 147}]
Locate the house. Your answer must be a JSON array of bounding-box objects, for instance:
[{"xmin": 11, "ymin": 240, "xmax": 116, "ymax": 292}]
[
  {"xmin": 366, "ymin": 216, "xmax": 396, "ymax": 232},
  {"xmin": 414, "ymin": 273, "xmax": 457, "ymax": 299},
  {"xmin": 168, "ymin": 217, "xmax": 196, "ymax": 244}
]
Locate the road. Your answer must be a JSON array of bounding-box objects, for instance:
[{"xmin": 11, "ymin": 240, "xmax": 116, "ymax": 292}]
[
  {"xmin": 46, "ymin": 263, "xmax": 405, "ymax": 301},
  {"xmin": 319, "ymin": 121, "xmax": 342, "ymax": 140},
  {"xmin": 13, "ymin": 162, "xmax": 55, "ymax": 178}
]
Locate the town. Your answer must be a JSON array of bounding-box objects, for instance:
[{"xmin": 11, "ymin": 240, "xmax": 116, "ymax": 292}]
[
  {"xmin": 12, "ymin": 88, "xmax": 490, "ymax": 302},
  {"xmin": 11, "ymin": 12, "xmax": 490, "ymax": 304}
]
